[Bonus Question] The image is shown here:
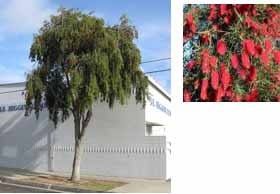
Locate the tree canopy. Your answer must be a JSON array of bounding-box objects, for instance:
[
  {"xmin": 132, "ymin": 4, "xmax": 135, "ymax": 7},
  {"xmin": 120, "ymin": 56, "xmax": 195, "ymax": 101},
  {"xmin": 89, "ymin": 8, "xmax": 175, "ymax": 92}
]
[{"xmin": 25, "ymin": 8, "xmax": 148, "ymax": 126}]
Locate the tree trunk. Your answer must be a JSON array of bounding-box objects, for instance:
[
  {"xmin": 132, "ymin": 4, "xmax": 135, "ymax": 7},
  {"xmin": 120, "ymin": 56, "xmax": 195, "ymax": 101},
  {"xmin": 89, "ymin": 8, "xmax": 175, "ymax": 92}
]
[
  {"xmin": 70, "ymin": 109, "xmax": 92, "ymax": 182},
  {"xmin": 71, "ymin": 139, "xmax": 84, "ymax": 182},
  {"xmin": 70, "ymin": 118, "xmax": 84, "ymax": 182}
]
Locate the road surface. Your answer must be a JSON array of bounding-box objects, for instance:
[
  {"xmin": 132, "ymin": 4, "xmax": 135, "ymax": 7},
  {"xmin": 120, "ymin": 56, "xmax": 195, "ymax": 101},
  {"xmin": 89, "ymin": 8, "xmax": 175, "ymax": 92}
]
[{"xmin": 0, "ymin": 182, "xmax": 59, "ymax": 193}]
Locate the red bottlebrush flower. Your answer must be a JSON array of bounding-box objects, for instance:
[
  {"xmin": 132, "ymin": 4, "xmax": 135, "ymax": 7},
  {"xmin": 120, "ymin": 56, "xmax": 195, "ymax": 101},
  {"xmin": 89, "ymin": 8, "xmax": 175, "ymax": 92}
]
[
  {"xmin": 208, "ymin": 8, "xmax": 217, "ymax": 21},
  {"xmin": 250, "ymin": 21, "xmax": 259, "ymax": 32},
  {"xmin": 221, "ymin": 66, "xmax": 231, "ymax": 90},
  {"xmin": 261, "ymin": 52, "xmax": 269, "ymax": 68},
  {"xmin": 186, "ymin": 13, "xmax": 193, "ymax": 25},
  {"xmin": 190, "ymin": 23, "xmax": 196, "ymax": 33},
  {"xmin": 241, "ymin": 52, "xmax": 251, "ymax": 69},
  {"xmin": 209, "ymin": 56, "xmax": 218, "ymax": 68},
  {"xmin": 261, "ymin": 23, "xmax": 268, "ymax": 35},
  {"xmin": 254, "ymin": 43, "xmax": 262, "ymax": 56},
  {"xmin": 225, "ymin": 88, "xmax": 233, "ymax": 98},
  {"xmin": 188, "ymin": 32, "xmax": 194, "ymax": 39},
  {"xmin": 201, "ymin": 49, "xmax": 208, "ymax": 57},
  {"xmin": 249, "ymin": 66, "xmax": 257, "ymax": 81},
  {"xmin": 187, "ymin": 60, "xmax": 195, "ymax": 70},
  {"xmin": 184, "ymin": 13, "xmax": 196, "ymax": 39},
  {"xmin": 220, "ymin": 4, "xmax": 228, "ymax": 16},
  {"xmin": 244, "ymin": 16, "xmax": 258, "ymax": 32},
  {"xmin": 211, "ymin": 70, "xmax": 219, "ymax": 90},
  {"xmin": 245, "ymin": 94, "xmax": 251, "ymax": 102},
  {"xmin": 220, "ymin": 63, "xmax": 227, "ymax": 74},
  {"xmin": 244, "ymin": 16, "xmax": 252, "ymax": 27},
  {"xmin": 183, "ymin": 89, "xmax": 191, "ymax": 102},
  {"xmin": 237, "ymin": 68, "xmax": 247, "ymax": 80},
  {"xmin": 237, "ymin": 4, "xmax": 252, "ymax": 15},
  {"xmin": 217, "ymin": 40, "xmax": 227, "ymax": 55},
  {"xmin": 201, "ymin": 49, "xmax": 210, "ymax": 73},
  {"xmin": 252, "ymin": 7, "xmax": 257, "ymax": 16},
  {"xmin": 202, "ymin": 61, "xmax": 210, "ymax": 74},
  {"xmin": 200, "ymin": 79, "xmax": 208, "ymax": 100},
  {"xmin": 201, "ymin": 34, "xmax": 210, "ymax": 45},
  {"xmin": 224, "ymin": 16, "xmax": 231, "ymax": 25},
  {"xmin": 273, "ymin": 50, "xmax": 280, "ymax": 65},
  {"xmin": 210, "ymin": 4, "xmax": 217, "ymax": 9},
  {"xmin": 245, "ymin": 88, "xmax": 259, "ymax": 102},
  {"xmin": 265, "ymin": 39, "xmax": 273, "ymax": 52},
  {"xmin": 208, "ymin": 5, "xmax": 217, "ymax": 21},
  {"xmin": 243, "ymin": 39, "xmax": 256, "ymax": 56},
  {"xmin": 231, "ymin": 54, "xmax": 239, "ymax": 69},
  {"xmin": 215, "ymin": 86, "xmax": 224, "ymax": 102}
]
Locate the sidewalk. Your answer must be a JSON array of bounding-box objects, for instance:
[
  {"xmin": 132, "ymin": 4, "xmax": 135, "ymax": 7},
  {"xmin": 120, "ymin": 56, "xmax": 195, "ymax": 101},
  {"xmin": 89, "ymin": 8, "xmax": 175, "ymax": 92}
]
[
  {"xmin": 109, "ymin": 179, "xmax": 171, "ymax": 193},
  {"xmin": 0, "ymin": 167, "xmax": 171, "ymax": 193}
]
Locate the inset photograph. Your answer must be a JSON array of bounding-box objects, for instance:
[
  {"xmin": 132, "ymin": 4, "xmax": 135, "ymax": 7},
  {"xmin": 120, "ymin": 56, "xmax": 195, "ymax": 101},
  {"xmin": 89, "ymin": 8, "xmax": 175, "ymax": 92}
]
[
  {"xmin": 183, "ymin": 4, "xmax": 280, "ymax": 102},
  {"xmin": 0, "ymin": 0, "xmax": 170, "ymax": 193}
]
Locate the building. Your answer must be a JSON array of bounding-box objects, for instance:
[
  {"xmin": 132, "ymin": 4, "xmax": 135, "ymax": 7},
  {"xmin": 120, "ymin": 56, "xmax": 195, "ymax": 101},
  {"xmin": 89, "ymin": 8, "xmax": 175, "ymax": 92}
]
[{"xmin": 0, "ymin": 76, "xmax": 171, "ymax": 180}]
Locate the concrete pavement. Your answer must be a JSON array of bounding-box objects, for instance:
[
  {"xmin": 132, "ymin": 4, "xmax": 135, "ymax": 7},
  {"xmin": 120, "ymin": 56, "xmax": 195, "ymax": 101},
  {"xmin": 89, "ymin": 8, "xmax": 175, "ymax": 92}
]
[
  {"xmin": 0, "ymin": 167, "xmax": 171, "ymax": 193},
  {"xmin": 109, "ymin": 179, "xmax": 171, "ymax": 193},
  {"xmin": 0, "ymin": 182, "xmax": 59, "ymax": 193}
]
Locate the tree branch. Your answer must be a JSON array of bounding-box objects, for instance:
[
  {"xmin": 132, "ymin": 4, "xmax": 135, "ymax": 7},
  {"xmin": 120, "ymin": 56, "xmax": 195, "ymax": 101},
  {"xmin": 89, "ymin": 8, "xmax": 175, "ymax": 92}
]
[
  {"xmin": 233, "ymin": 7, "xmax": 242, "ymax": 22},
  {"xmin": 61, "ymin": 61, "xmax": 76, "ymax": 107},
  {"xmin": 80, "ymin": 107, "xmax": 93, "ymax": 139},
  {"xmin": 74, "ymin": 116, "xmax": 81, "ymax": 142}
]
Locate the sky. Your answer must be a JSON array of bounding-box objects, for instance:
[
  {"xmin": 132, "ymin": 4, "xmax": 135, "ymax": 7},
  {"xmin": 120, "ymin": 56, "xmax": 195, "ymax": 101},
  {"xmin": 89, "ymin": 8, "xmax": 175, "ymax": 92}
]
[{"xmin": 0, "ymin": 0, "xmax": 171, "ymax": 93}]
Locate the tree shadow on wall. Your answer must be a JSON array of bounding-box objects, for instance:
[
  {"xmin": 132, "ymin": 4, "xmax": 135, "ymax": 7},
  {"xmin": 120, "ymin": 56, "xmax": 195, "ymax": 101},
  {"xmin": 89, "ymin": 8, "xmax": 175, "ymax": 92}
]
[{"xmin": 0, "ymin": 110, "xmax": 55, "ymax": 177}]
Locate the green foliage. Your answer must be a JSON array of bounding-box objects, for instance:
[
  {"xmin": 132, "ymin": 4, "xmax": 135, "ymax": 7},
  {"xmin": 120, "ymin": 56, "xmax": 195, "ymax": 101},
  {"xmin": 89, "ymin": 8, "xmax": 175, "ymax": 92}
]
[{"xmin": 25, "ymin": 8, "xmax": 148, "ymax": 127}]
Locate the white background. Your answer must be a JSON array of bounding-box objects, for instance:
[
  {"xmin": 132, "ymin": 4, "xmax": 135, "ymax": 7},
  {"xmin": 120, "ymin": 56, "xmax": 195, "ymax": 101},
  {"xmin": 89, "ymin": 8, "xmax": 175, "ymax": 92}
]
[{"xmin": 172, "ymin": 0, "xmax": 280, "ymax": 193}]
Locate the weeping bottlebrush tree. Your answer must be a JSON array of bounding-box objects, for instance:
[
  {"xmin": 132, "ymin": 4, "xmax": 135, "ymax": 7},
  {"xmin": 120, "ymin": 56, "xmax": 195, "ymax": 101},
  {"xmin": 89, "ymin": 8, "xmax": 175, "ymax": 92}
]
[
  {"xmin": 25, "ymin": 8, "xmax": 148, "ymax": 181},
  {"xmin": 183, "ymin": 4, "xmax": 280, "ymax": 102}
]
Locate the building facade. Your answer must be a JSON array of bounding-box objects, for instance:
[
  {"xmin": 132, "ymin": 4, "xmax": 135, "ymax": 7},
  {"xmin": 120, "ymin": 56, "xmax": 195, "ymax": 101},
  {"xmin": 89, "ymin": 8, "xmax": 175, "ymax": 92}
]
[{"xmin": 0, "ymin": 77, "xmax": 171, "ymax": 180}]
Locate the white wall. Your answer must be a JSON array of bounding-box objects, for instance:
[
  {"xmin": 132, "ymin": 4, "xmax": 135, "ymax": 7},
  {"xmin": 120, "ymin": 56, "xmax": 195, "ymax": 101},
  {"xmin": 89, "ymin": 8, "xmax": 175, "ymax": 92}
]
[
  {"xmin": 0, "ymin": 82, "xmax": 168, "ymax": 179},
  {"xmin": 145, "ymin": 80, "xmax": 171, "ymax": 140},
  {"xmin": 0, "ymin": 83, "xmax": 55, "ymax": 171},
  {"xmin": 146, "ymin": 83, "xmax": 171, "ymax": 126}
]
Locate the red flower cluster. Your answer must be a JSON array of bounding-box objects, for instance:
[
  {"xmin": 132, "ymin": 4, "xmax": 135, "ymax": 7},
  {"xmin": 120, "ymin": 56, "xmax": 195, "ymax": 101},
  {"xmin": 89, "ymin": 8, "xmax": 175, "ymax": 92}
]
[
  {"xmin": 231, "ymin": 54, "xmax": 239, "ymax": 69},
  {"xmin": 241, "ymin": 52, "xmax": 251, "ymax": 69},
  {"xmin": 273, "ymin": 50, "xmax": 280, "ymax": 65},
  {"xmin": 184, "ymin": 4, "xmax": 280, "ymax": 102},
  {"xmin": 183, "ymin": 89, "xmax": 191, "ymax": 102},
  {"xmin": 244, "ymin": 16, "xmax": 259, "ymax": 33},
  {"xmin": 216, "ymin": 40, "xmax": 227, "ymax": 55},
  {"xmin": 211, "ymin": 70, "xmax": 219, "ymax": 90},
  {"xmin": 183, "ymin": 13, "xmax": 196, "ymax": 43},
  {"xmin": 242, "ymin": 7, "xmax": 280, "ymax": 38},
  {"xmin": 243, "ymin": 39, "xmax": 256, "ymax": 56},
  {"xmin": 195, "ymin": 48, "xmax": 234, "ymax": 101},
  {"xmin": 186, "ymin": 60, "xmax": 195, "ymax": 70},
  {"xmin": 210, "ymin": 56, "xmax": 217, "ymax": 68},
  {"xmin": 201, "ymin": 34, "xmax": 210, "ymax": 45},
  {"xmin": 245, "ymin": 87, "xmax": 259, "ymax": 102},
  {"xmin": 208, "ymin": 5, "xmax": 235, "ymax": 26},
  {"xmin": 200, "ymin": 79, "xmax": 208, "ymax": 100},
  {"xmin": 201, "ymin": 49, "xmax": 210, "ymax": 73},
  {"xmin": 221, "ymin": 64, "xmax": 230, "ymax": 90}
]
